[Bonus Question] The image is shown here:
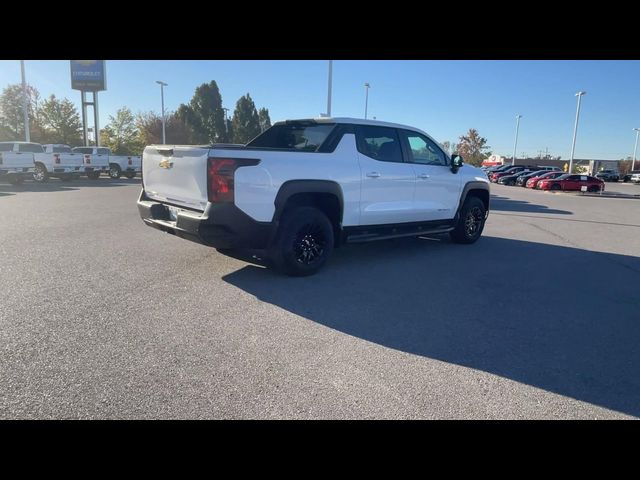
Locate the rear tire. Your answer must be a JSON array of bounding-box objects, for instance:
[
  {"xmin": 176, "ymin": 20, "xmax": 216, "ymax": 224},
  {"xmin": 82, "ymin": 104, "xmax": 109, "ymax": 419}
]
[
  {"xmin": 269, "ymin": 206, "xmax": 334, "ymax": 277},
  {"xmin": 109, "ymin": 164, "xmax": 121, "ymax": 179},
  {"xmin": 587, "ymin": 185, "xmax": 600, "ymax": 192},
  {"xmin": 550, "ymin": 183, "xmax": 561, "ymax": 191},
  {"xmin": 87, "ymin": 171, "xmax": 101, "ymax": 180},
  {"xmin": 450, "ymin": 196, "xmax": 486, "ymax": 244},
  {"xmin": 125, "ymin": 172, "xmax": 135, "ymax": 179}
]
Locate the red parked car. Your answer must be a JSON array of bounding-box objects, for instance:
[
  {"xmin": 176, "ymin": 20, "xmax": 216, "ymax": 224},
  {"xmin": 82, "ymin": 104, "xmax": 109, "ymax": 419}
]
[
  {"xmin": 526, "ymin": 171, "xmax": 565, "ymax": 189},
  {"xmin": 537, "ymin": 174, "xmax": 605, "ymax": 192}
]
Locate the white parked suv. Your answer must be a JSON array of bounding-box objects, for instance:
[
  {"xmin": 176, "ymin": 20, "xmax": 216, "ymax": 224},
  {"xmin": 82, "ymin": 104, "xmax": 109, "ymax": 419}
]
[{"xmin": 138, "ymin": 118, "xmax": 490, "ymax": 276}]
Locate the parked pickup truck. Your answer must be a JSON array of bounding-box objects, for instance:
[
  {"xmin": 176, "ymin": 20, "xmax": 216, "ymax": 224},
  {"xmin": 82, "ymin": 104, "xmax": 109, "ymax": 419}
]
[
  {"xmin": 71, "ymin": 146, "xmax": 141, "ymax": 179},
  {"xmin": 30, "ymin": 144, "xmax": 83, "ymax": 182},
  {"xmin": 72, "ymin": 146, "xmax": 110, "ymax": 179},
  {"xmin": 0, "ymin": 141, "xmax": 36, "ymax": 185},
  {"xmin": 138, "ymin": 118, "xmax": 490, "ymax": 276}
]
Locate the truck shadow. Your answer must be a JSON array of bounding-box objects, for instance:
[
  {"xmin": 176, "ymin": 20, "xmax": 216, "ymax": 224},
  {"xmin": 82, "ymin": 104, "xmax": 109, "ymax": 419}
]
[
  {"xmin": 222, "ymin": 235, "xmax": 640, "ymax": 417},
  {"xmin": 0, "ymin": 178, "xmax": 141, "ymax": 195},
  {"xmin": 490, "ymin": 194, "xmax": 572, "ymax": 215}
]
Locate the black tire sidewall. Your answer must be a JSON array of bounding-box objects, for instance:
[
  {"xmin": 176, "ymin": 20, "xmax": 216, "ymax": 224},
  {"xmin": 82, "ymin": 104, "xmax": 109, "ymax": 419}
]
[
  {"xmin": 272, "ymin": 207, "xmax": 334, "ymax": 276},
  {"xmin": 451, "ymin": 196, "xmax": 486, "ymax": 244},
  {"xmin": 110, "ymin": 165, "xmax": 121, "ymax": 179}
]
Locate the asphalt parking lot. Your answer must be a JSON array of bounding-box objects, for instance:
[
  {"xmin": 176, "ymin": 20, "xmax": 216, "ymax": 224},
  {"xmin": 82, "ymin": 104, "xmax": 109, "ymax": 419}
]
[{"xmin": 1, "ymin": 178, "xmax": 639, "ymax": 419}]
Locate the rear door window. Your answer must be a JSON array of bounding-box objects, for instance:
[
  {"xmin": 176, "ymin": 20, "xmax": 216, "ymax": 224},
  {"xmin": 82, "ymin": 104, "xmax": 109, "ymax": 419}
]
[
  {"xmin": 0, "ymin": 143, "xmax": 14, "ymax": 152},
  {"xmin": 18, "ymin": 143, "xmax": 44, "ymax": 153},
  {"xmin": 356, "ymin": 125, "xmax": 403, "ymax": 163},
  {"xmin": 97, "ymin": 148, "xmax": 110, "ymax": 155}
]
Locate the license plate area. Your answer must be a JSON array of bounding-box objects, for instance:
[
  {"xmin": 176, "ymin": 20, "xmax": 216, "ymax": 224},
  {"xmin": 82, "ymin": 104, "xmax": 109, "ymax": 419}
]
[{"xmin": 167, "ymin": 206, "xmax": 179, "ymax": 222}]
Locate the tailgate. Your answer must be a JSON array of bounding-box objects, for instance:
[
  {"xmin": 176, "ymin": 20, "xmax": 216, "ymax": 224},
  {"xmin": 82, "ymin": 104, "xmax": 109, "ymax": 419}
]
[
  {"xmin": 84, "ymin": 154, "xmax": 109, "ymax": 167},
  {"xmin": 1, "ymin": 152, "xmax": 33, "ymax": 168},
  {"xmin": 142, "ymin": 145, "xmax": 211, "ymax": 211},
  {"xmin": 61, "ymin": 153, "xmax": 83, "ymax": 167}
]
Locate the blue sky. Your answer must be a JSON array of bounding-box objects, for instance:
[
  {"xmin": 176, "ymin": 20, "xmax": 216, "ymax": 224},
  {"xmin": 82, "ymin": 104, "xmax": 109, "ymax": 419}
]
[{"xmin": 1, "ymin": 60, "xmax": 639, "ymax": 160}]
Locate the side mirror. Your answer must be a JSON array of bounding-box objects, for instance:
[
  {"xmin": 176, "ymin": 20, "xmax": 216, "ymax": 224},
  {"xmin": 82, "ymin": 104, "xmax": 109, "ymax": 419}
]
[{"xmin": 451, "ymin": 154, "xmax": 464, "ymax": 173}]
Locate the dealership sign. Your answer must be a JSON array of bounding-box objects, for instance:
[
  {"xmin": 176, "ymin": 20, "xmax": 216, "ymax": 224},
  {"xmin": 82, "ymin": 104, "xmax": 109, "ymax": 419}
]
[{"xmin": 70, "ymin": 60, "xmax": 106, "ymax": 91}]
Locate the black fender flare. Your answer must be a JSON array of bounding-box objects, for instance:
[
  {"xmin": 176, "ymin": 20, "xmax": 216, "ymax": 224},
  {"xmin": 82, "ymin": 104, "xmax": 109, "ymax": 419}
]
[
  {"xmin": 455, "ymin": 181, "xmax": 491, "ymax": 221},
  {"xmin": 272, "ymin": 180, "xmax": 344, "ymax": 225}
]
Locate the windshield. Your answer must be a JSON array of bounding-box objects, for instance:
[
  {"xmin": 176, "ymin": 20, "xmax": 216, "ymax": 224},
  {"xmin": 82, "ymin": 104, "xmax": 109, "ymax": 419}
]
[{"xmin": 247, "ymin": 123, "xmax": 335, "ymax": 151}]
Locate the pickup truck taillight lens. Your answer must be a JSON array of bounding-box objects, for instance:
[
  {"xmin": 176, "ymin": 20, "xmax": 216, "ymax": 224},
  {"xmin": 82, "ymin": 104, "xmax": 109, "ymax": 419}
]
[
  {"xmin": 84, "ymin": 154, "xmax": 91, "ymax": 164},
  {"xmin": 207, "ymin": 157, "xmax": 260, "ymax": 204},
  {"xmin": 128, "ymin": 157, "xmax": 132, "ymax": 165},
  {"xmin": 0, "ymin": 153, "xmax": 3, "ymax": 165},
  {"xmin": 54, "ymin": 154, "xmax": 61, "ymax": 164}
]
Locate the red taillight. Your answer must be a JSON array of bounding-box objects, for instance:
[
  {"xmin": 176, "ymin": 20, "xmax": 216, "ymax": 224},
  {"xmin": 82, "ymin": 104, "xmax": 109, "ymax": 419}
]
[
  {"xmin": 207, "ymin": 157, "xmax": 260, "ymax": 204},
  {"xmin": 54, "ymin": 154, "xmax": 61, "ymax": 164},
  {"xmin": 84, "ymin": 154, "xmax": 91, "ymax": 164},
  {"xmin": 128, "ymin": 157, "xmax": 132, "ymax": 165}
]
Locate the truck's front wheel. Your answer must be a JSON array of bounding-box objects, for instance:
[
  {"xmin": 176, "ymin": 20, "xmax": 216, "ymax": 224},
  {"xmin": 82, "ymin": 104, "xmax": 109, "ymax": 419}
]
[
  {"xmin": 450, "ymin": 196, "xmax": 486, "ymax": 244},
  {"xmin": 270, "ymin": 206, "xmax": 334, "ymax": 276},
  {"xmin": 33, "ymin": 163, "xmax": 49, "ymax": 183}
]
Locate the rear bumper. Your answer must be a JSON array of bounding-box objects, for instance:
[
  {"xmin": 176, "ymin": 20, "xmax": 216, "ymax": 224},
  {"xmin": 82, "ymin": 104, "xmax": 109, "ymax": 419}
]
[
  {"xmin": 81, "ymin": 165, "xmax": 109, "ymax": 173},
  {"xmin": 137, "ymin": 190, "xmax": 273, "ymax": 250},
  {"xmin": 52, "ymin": 166, "xmax": 82, "ymax": 174}
]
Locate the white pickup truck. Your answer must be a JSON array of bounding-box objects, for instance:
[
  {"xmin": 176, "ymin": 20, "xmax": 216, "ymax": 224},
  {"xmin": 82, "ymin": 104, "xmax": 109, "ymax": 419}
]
[
  {"xmin": 30, "ymin": 144, "xmax": 84, "ymax": 182},
  {"xmin": 138, "ymin": 117, "xmax": 490, "ymax": 276},
  {"xmin": 0, "ymin": 141, "xmax": 36, "ymax": 184},
  {"xmin": 71, "ymin": 146, "xmax": 141, "ymax": 180}
]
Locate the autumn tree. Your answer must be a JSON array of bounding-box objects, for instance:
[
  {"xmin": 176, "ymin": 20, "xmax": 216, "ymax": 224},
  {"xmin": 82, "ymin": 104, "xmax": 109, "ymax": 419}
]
[
  {"xmin": 456, "ymin": 129, "xmax": 491, "ymax": 166},
  {"xmin": 0, "ymin": 83, "xmax": 41, "ymax": 141},
  {"xmin": 136, "ymin": 111, "xmax": 194, "ymax": 146}
]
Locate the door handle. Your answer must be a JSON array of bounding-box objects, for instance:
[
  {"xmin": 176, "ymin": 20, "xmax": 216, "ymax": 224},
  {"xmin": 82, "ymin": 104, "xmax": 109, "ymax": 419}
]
[
  {"xmin": 418, "ymin": 173, "xmax": 430, "ymax": 179},
  {"xmin": 366, "ymin": 172, "xmax": 381, "ymax": 178}
]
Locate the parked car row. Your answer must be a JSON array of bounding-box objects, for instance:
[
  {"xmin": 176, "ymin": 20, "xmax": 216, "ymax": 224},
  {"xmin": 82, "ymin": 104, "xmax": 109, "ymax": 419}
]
[
  {"xmin": 0, "ymin": 141, "xmax": 141, "ymax": 184},
  {"xmin": 482, "ymin": 164, "xmax": 606, "ymax": 192}
]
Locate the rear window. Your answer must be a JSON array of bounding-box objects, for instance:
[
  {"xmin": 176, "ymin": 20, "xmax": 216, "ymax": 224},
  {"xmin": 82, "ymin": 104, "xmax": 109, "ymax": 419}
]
[
  {"xmin": 97, "ymin": 148, "xmax": 110, "ymax": 155},
  {"xmin": 52, "ymin": 146, "xmax": 72, "ymax": 153},
  {"xmin": 73, "ymin": 147, "xmax": 92, "ymax": 154},
  {"xmin": 0, "ymin": 143, "xmax": 13, "ymax": 152},
  {"xmin": 18, "ymin": 143, "xmax": 44, "ymax": 153},
  {"xmin": 247, "ymin": 123, "xmax": 335, "ymax": 152}
]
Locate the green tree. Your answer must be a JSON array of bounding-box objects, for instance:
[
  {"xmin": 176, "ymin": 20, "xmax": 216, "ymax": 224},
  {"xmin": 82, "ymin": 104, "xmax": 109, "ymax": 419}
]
[
  {"xmin": 231, "ymin": 94, "xmax": 261, "ymax": 144},
  {"xmin": 178, "ymin": 81, "xmax": 226, "ymax": 144},
  {"xmin": 258, "ymin": 107, "xmax": 272, "ymax": 133},
  {"xmin": 0, "ymin": 83, "xmax": 41, "ymax": 141},
  {"xmin": 38, "ymin": 95, "xmax": 83, "ymax": 145},
  {"xmin": 100, "ymin": 107, "xmax": 143, "ymax": 155},
  {"xmin": 457, "ymin": 129, "xmax": 491, "ymax": 166}
]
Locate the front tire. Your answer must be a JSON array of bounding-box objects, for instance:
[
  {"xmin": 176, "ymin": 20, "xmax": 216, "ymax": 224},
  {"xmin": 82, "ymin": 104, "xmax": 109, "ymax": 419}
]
[
  {"xmin": 269, "ymin": 206, "xmax": 334, "ymax": 277},
  {"xmin": 109, "ymin": 164, "xmax": 121, "ymax": 179},
  {"xmin": 450, "ymin": 196, "xmax": 486, "ymax": 244},
  {"xmin": 33, "ymin": 163, "xmax": 49, "ymax": 183}
]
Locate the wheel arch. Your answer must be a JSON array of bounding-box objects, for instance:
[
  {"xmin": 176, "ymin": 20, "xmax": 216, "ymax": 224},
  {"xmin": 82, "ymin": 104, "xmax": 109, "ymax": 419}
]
[
  {"xmin": 455, "ymin": 181, "xmax": 490, "ymax": 221},
  {"xmin": 273, "ymin": 180, "xmax": 344, "ymax": 246}
]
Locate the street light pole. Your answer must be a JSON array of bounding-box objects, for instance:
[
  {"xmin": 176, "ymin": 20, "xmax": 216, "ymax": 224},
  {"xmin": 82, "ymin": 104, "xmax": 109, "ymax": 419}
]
[
  {"xmin": 512, "ymin": 114, "xmax": 522, "ymax": 166},
  {"xmin": 156, "ymin": 81, "xmax": 168, "ymax": 144},
  {"xmin": 20, "ymin": 60, "xmax": 30, "ymax": 142},
  {"xmin": 569, "ymin": 91, "xmax": 586, "ymax": 174},
  {"xmin": 327, "ymin": 60, "xmax": 333, "ymax": 117},
  {"xmin": 364, "ymin": 82, "xmax": 370, "ymax": 119},
  {"xmin": 632, "ymin": 128, "xmax": 640, "ymax": 172}
]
